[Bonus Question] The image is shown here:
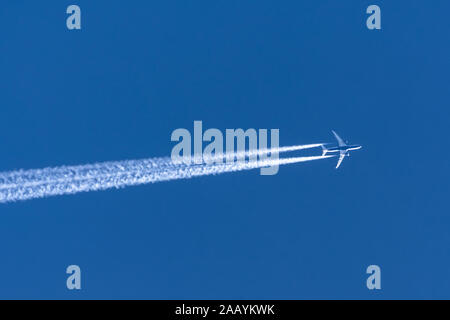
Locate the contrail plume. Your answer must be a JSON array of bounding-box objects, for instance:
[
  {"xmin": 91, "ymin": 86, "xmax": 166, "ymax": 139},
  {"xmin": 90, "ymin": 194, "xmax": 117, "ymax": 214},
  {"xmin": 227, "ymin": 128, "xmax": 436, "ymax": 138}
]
[
  {"xmin": 0, "ymin": 143, "xmax": 323, "ymax": 189},
  {"xmin": 0, "ymin": 144, "xmax": 332, "ymax": 203}
]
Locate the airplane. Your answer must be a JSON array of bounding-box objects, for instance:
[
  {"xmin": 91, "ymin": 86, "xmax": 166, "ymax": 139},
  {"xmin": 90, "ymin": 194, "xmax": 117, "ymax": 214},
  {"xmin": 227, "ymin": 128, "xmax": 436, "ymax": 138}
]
[{"xmin": 321, "ymin": 130, "xmax": 362, "ymax": 169}]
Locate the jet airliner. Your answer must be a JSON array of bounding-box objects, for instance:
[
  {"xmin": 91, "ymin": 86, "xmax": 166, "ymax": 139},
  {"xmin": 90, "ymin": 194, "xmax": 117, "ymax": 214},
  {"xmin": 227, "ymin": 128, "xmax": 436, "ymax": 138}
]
[{"xmin": 321, "ymin": 130, "xmax": 362, "ymax": 169}]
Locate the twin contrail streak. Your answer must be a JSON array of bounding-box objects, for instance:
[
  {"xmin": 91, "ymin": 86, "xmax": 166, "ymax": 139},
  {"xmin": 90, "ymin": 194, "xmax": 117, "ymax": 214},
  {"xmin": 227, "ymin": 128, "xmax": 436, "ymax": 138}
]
[{"xmin": 0, "ymin": 144, "xmax": 332, "ymax": 203}]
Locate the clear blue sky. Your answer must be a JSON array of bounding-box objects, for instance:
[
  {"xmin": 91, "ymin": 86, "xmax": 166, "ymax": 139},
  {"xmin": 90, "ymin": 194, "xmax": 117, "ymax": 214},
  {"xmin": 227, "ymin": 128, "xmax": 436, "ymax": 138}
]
[{"xmin": 0, "ymin": 1, "xmax": 449, "ymax": 299}]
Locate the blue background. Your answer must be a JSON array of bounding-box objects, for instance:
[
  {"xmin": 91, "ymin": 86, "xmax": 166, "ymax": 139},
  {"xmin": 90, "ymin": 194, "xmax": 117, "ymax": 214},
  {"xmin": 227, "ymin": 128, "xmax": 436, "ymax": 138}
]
[{"xmin": 0, "ymin": 1, "xmax": 449, "ymax": 299}]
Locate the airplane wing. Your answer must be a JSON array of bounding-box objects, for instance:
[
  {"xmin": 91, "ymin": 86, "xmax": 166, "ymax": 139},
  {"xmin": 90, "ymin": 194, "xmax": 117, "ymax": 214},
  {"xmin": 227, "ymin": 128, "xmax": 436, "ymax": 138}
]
[
  {"xmin": 332, "ymin": 130, "xmax": 346, "ymax": 147},
  {"xmin": 336, "ymin": 153, "xmax": 345, "ymax": 169}
]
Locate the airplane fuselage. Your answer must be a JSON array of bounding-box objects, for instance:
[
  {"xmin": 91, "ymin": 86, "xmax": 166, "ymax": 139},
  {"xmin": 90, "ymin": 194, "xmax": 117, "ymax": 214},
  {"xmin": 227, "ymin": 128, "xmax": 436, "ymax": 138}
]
[{"xmin": 325, "ymin": 145, "xmax": 362, "ymax": 153}]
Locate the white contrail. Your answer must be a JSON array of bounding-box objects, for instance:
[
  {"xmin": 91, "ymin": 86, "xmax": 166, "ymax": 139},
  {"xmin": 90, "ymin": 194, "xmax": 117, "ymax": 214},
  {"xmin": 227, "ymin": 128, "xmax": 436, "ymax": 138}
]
[
  {"xmin": 0, "ymin": 143, "xmax": 324, "ymax": 189},
  {"xmin": 0, "ymin": 144, "xmax": 332, "ymax": 203}
]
